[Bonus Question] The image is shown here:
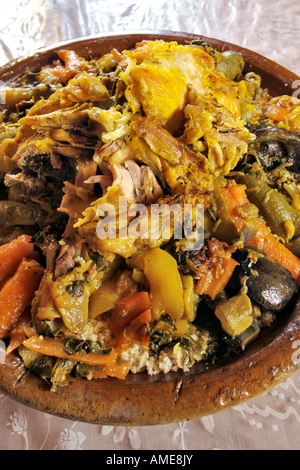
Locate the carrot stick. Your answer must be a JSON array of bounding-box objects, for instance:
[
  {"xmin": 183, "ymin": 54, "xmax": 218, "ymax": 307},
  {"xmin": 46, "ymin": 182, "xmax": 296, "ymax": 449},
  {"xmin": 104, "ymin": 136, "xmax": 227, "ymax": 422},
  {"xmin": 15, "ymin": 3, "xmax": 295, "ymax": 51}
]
[
  {"xmin": 194, "ymin": 257, "xmax": 239, "ymax": 300},
  {"xmin": 0, "ymin": 259, "xmax": 44, "ymax": 340},
  {"xmin": 220, "ymin": 184, "xmax": 300, "ymax": 284},
  {"xmin": 0, "ymin": 235, "xmax": 37, "ymax": 287},
  {"xmin": 202, "ymin": 257, "xmax": 239, "ymax": 300},
  {"xmin": 124, "ymin": 309, "xmax": 151, "ymax": 347},
  {"xmin": 23, "ymin": 335, "xmax": 117, "ymax": 365},
  {"xmin": 6, "ymin": 307, "xmax": 34, "ymax": 353},
  {"xmin": 219, "ymin": 184, "xmax": 248, "ymax": 231},
  {"xmin": 247, "ymin": 219, "xmax": 300, "ymax": 284},
  {"xmin": 103, "ymin": 362, "xmax": 130, "ymax": 380},
  {"xmin": 110, "ymin": 291, "xmax": 151, "ymax": 335},
  {"xmin": 90, "ymin": 362, "xmax": 130, "ymax": 380},
  {"xmin": 52, "ymin": 50, "xmax": 85, "ymax": 83}
]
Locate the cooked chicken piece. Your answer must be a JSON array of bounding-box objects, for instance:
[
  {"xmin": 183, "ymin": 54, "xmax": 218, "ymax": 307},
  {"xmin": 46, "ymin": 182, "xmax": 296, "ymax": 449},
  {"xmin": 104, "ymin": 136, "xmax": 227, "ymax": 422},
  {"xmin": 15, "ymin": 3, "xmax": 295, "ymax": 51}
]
[
  {"xmin": 131, "ymin": 117, "xmax": 213, "ymax": 193},
  {"xmin": 84, "ymin": 174, "xmax": 113, "ymax": 194},
  {"xmin": 125, "ymin": 160, "xmax": 164, "ymax": 204},
  {"xmin": 84, "ymin": 156, "xmax": 164, "ymax": 206},
  {"xmin": 75, "ymin": 191, "xmax": 211, "ymax": 258},
  {"xmin": 183, "ymin": 93, "xmax": 255, "ymax": 175},
  {"xmin": 24, "ymin": 71, "xmax": 109, "ymax": 117},
  {"xmin": 58, "ymin": 157, "xmax": 98, "ymax": 238},
  {"xmin": 110, "ymin": 163, "xmax": 136, "ymax": 203},
  {"xmin": 19, "ymin": 104, "xmax": 90, "ymax": 130},
  {"xmin": 0, "ymin": 72, "xmax": 109, "ymax": 167},
  {"xmin": 48, "ymin": 128, "xmax": 98, "ymax": 148},
  {"xmin": 120, "ymin": 40, "xmax": 241, "ymax": 133}
]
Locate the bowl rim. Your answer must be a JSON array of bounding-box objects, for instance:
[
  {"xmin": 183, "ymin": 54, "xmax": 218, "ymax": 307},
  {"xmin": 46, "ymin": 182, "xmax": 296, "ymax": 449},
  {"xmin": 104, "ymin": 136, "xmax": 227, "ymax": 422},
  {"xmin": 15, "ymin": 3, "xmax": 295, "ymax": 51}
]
[{"xmin": 0, "ymin": 30, "xmax": 300, "ymax": 426}]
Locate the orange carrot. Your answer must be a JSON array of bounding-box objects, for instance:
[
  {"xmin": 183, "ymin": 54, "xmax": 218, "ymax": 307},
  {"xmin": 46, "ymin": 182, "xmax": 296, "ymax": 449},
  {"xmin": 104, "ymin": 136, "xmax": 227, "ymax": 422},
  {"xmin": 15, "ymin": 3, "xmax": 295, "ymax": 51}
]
[
  {"xmin": 205, "ymin": 257, "xmax": 239, "ymax": 300},
  {"xmin": 195, "ymin": 256, "xmax": 239, "ymax": 300},
  {"xmin": 193, "ymin": 237, "xmax": 238, "ymax": 300},
  {"xmin": 0, "ymin": 259, "xmax": 44, "ymax": 340},
  {"xmin": 110, "ymin": 291, "xmax": 152, "ymax": 350},
  {"xmin": 0, "ymin": 235, "xmax": 37, "ymax": 287},
  {"xmin": 263, "ymin": 96, "xmax": 300, "ymax": 131},
  {"xmin": 90, "ymin": 362, "xmax": 130, "ymax": 380},
  {"xmin": 124, "ymin": 309, "xmax": 151, "ymax": 347},
  {"xmin": 103, "ymin": 362, "xmax": 130, "ymax": 380},
  {"xmin": 247, "ymin": 219, "xmax": 300, "ymax": 284},
  {"xmin": 220, "ymin": 184, "xmax": 300, "ymax": 284},
  {"xmin": 6, "ymin": 307, "xmax": 34, "ymax": 353},
  {"xmin": 219, "ymin": 184, "xmax": 248, "ymax": 231},
  {"xmin": 110, "ymin": 291, "xmax": 151, "ymax": 335},
  {"xmin": 52, "ymin": 50, "xmax": 85, "ymax": 83},
  {"xmin": 110, "ymin": 48, "xmax": 125, "ymax": 62},
  {"xmin": 23, "ymin": 335, "xmax": 117, "ymax": 365}
]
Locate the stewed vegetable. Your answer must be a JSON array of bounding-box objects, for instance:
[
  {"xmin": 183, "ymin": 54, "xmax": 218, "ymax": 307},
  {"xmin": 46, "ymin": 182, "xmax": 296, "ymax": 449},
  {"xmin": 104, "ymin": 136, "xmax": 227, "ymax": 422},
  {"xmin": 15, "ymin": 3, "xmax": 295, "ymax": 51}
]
[{"xmin": 0, "ymin": 38, "xmax": 299, "ymax": 389}]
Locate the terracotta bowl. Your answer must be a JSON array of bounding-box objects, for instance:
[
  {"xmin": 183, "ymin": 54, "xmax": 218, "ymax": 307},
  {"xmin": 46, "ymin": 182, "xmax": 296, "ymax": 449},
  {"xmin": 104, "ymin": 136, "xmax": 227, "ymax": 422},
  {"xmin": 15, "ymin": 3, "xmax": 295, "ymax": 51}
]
[{"xmin": 0, "ymin": 31, "xmax": 300, "ymax": 426}]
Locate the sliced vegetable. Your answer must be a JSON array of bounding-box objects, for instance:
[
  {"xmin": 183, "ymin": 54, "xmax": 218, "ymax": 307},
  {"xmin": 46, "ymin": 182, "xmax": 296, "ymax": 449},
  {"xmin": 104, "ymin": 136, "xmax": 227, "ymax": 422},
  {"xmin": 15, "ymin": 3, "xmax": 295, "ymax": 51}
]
[
  {"xmin": 131, "ymin": 248, "xmax": 184, "ymax": 320},
  {"xmin": 215, "ymin": 293, "xmax": 253, "ymax": 336},
  {"xmin": 211, "ymin": 177, "xmax": 239, "ymax": 243},
  {"xmin": 103, "ymin": 362, "xmax": 130, "ymax": 380},
  {"xmin": 204, "ymin": 256, "xmax": 239, "ymax": 301},
  {"xmin": 181, "ymin": 274, "xmax": 198, "ymax": 321},
  {"xmin": 7, "ymin": 307, "xmax": 34, "ymax": 353},
  {"xmin": 175, "ymin": 319, "xmax": 189, "ymax": 337},
  {"xmin": 124, "ymin": 308, "xmax": 151, "ymax": 347},
  {"xmin": 220, "ymin": 183, "xmax": 300, "ymax": 284},
  {"xmin": 219, "ymin": 184, "xmax": 251, "ymax": 231},
  {"xmin": 84, "ymin": 362, "xmax": 130, "ymax": 380},
  {"xmin": 23, "ymin": 335, "xmax": 117, "ymax": 365},
  {"xmin": 0, "ymin": 234, "xmax": 37, "ymax": 287},
  {"xmin": 227, "ymin": 319, "xmax": 260, "ymax": 350},
  {"xmin": 194, "ymin": 238, "xmax": 239, "ymax": 300},
  {"xmin": 110, "ymin": 291, "xmax": 151, "ymax": 349},
  {"xmin": 49, "ymin": 275, "xmax": 90, "ymax": 335},
  {"xmin": 247, "ymin": 218, "xmax": 300, "ymax": 285},
  {"xmin": 51, "ymin": 50, "xmax": 85, "ymax": 84},
  {"xmin": 0, "ymin": 259, "xmax": 44, "ymax": 340},
  {"xmin": 88, "ymin": 276, "xmax": 120, "ymax": 319},
  {"xmin": 238, "ymin": 171, "xmax": 300, "ymax": 255},
  {"xmin": 263, "ymin": 95, "xmax": 300, "ymax": 131},
  {"xmin": 110, "ymin": 291, "xmax": 151, "ymax": 334}
]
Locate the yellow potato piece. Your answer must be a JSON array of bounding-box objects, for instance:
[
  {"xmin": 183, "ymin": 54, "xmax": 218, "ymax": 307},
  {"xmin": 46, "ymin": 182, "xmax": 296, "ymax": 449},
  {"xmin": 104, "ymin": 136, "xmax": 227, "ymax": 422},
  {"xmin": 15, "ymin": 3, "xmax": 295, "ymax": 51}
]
[
  {"xmin": 89, "ymin": 277, "xmax": 120, "ymax": 319},
  {"xmin": 215, "ymin": 293, "xmax": 253, "ymax": 337},
  {"xmin": 181, "ymin": 274, "xmax": 198, "ymax": 322},
  {"xmin": 132, "ymin": 248, "xmax": 184, "ymax": 320}
]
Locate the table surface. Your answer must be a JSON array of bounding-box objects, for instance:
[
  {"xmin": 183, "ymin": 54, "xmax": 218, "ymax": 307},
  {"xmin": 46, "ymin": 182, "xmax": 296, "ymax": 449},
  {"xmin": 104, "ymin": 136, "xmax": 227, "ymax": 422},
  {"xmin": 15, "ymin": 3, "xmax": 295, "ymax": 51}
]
[{"xmin": 1, "ymin": 0, "xmax": 300, "ymax": 451}]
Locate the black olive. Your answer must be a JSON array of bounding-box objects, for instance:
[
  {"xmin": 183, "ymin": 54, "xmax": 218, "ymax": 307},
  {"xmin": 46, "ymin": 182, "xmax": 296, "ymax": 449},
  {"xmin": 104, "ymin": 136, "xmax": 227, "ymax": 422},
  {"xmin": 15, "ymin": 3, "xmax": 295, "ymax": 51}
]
[
  {"xmin": 235, "ymin": 250, "xmax": 299, "ymax": 312},
  {"xmin": 246, "ymin": 125, "xmax": 300, "ymax": 174}
]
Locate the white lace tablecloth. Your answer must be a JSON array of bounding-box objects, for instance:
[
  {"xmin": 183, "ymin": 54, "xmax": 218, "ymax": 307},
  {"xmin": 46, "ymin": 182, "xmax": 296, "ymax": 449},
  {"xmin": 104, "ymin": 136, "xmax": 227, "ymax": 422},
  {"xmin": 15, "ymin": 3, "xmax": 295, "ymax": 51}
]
[{"xmin": 1, "ymin": 0, "xmax": 300, "ymax": 451}]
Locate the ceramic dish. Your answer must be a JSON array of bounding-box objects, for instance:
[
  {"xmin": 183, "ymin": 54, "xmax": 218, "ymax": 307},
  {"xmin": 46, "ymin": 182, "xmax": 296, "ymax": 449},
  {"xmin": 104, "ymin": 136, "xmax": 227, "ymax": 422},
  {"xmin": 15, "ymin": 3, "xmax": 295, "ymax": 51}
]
[{"xmin": 0, "ymin": 30, "xmax": 300, "ymax": 426}]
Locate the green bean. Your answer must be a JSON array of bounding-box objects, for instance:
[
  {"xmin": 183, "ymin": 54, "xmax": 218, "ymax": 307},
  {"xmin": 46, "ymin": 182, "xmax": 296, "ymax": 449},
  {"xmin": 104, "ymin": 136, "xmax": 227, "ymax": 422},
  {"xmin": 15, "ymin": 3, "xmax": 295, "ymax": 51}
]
[{"xmin": 238, "ymin": 172, "xmax": 300, "ymax": 256}]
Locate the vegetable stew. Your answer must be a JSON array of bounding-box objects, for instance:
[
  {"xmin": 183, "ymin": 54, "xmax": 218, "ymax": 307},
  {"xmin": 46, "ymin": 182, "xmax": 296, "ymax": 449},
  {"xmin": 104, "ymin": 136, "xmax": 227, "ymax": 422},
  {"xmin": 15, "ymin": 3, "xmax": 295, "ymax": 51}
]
[{"xmin": 0, "ymin": 38, "xmax": 299, "ymax": 390}]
